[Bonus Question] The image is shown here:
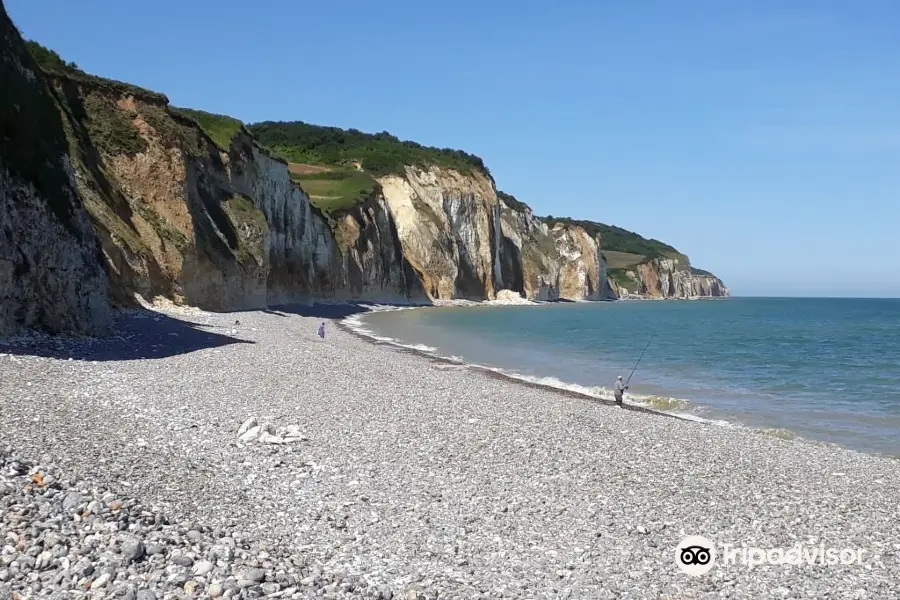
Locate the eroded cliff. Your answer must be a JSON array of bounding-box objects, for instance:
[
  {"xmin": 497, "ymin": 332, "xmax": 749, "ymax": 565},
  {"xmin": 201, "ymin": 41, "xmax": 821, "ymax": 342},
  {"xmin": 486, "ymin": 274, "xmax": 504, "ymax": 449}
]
[
  {"xmin": 378, "ymin": 166, "xmax": 499, "ymax": 300},
  {"xmin": 32, "ymin": 64, "xmax": 418, "ymax": 310},
  {"xmin": 5, "ymin": 34, "xmax": 727, "ymax": 325},
  {"xmin": 0, "ymin": 7, "xmax": 111, "ymax": 335},
  {"xmin": 497, "ymin": 197, "xmax": 614, "ymax": 301},
  {"xmin": 609, "ymin": 256, "xmax": 729, "ymax": 299}
]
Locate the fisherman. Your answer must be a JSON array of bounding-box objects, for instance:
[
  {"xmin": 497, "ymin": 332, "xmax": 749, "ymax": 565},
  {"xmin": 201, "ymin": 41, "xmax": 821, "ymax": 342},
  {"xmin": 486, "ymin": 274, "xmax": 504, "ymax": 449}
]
[
  {"xmin": 317, "ymin": 322, "xmax": 326, "ymax": 340},
  {"xmin": 614, "ymin": 375, "xmax": 628, "ymax": 407}
]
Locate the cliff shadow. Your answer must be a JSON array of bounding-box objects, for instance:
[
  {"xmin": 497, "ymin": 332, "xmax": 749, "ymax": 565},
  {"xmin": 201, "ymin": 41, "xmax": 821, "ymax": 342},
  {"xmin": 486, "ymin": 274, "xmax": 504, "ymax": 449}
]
[
  {"xmin": 266, "ymin": 302, "xmax": 383, "ymax": 320},
  {"xmin": 0, "ymin": 311, "xmax": 254, "ymax": 361},
  {"xmin": 267, "ymin": 300, "xmax": 433, "ymax": 320}
]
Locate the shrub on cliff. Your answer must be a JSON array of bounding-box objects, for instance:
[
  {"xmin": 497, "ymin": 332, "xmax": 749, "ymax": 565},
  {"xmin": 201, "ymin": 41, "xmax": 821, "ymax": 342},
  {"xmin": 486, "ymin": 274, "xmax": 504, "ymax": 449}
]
[
  {"xmin": 608, "ymin": 268, "xmax": 639, "ymax": 292},
  {"xmin": 25, "ymin": 40, "xmax": 167, "ymax": 103},
  {"xmin": 172, "ymin": 107, "xmax": 243, "ymax": 150},
  {"xmin": 24, "ymin": 40, "xmax": 76, "ymax": 71},
  {"xmin": 497, "ymin": 191, "xmax": 530, "ymax": 212}
]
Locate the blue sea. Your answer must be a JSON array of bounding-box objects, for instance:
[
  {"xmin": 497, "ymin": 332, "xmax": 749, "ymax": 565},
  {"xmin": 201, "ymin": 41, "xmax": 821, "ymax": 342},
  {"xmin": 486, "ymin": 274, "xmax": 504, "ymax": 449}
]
[{"xmin": 353, "ymin": 298, "xmax": 900, "ymax": 458}]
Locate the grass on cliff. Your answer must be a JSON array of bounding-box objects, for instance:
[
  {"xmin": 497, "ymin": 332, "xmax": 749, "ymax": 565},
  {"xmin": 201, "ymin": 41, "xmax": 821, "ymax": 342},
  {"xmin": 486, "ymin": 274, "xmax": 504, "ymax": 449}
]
[
  {"xmin": 172, "ymin": 107, "xmax": 243, "ymax": 150},
  {"xmin": 248, "ymin": 120, "xmax": 491, "ymax": 178},
  {"xmin": 133, "ymin": 201, "xmax": 191, "ymax": 253},
  {"xmin": 542, "ymin": 215, "xmax": 679, "ymax": 260},
  {"xmin": 497, "ymin": 190, "xmax": 530, "ymax": 212},
  {"xmin": 608, "ymin": 268, "xmax": 639, "ymax": 293},
  {"xmin": 603, "ymin": 250, "xmax": 645, "ymax": 269},
  {"xmin": 25, "ymin": 41, "xmax": 167, "ymax": 103},
  {"xmin": 223, "ymin": 195, "xmax": 268, "ymax": 266},
  {"xmin": 288, "ymin": 164, "xmax": 376, "ymax": 214},
  {"xmin": 26, "ymin": 40, "xmax": 215, "ymax": 159},
  {"xmin": 80, "ymin": 92, "xmax": 147, "ymax": 156}
]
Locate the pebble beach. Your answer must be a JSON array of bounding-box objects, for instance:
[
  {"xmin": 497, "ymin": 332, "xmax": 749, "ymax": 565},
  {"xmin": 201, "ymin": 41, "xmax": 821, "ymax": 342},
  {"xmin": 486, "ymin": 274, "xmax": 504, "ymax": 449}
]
[{"xmin": 1, "ymin": 304, "xmax": 898, "ymax": 599}]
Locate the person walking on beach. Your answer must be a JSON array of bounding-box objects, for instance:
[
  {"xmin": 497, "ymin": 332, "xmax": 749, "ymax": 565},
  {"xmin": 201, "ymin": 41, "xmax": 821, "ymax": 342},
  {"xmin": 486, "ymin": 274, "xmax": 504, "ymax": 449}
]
[
  {"xmin": 317, "ymin": 322, "xmax": 326, "ymax": 340},
  {"xmin": 614, "ymin": 375, "xmax": 628, "ymax": 407}
]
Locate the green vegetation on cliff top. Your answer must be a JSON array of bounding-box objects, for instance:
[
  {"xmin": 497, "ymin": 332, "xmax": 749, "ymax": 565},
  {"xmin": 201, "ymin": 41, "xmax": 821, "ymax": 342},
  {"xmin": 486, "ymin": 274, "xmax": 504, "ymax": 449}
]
[
  {"xmin": 542, "ymin": 215, "xmax": 680, "ymax": 260},
  {"xmin": 21, "ymin": 38, "xmax": 707, "ymax": 275},
  {"xmin": 172, "ymin": 107, "xmax": 243, "ymax": 150},
  {"xmin": 288, "ymin": 164, "xmax": 377, "ymax": 215},
  {"xmin": 497, "ymin": 191, "xmax": 529, "ymax": 212},
  {"xmin": 248, "ymin": 120, "xmax": 491, "ymax": 178},
  {"xmin": 25, "ymin": 41, "xmax": 167, "ymax": 102}
]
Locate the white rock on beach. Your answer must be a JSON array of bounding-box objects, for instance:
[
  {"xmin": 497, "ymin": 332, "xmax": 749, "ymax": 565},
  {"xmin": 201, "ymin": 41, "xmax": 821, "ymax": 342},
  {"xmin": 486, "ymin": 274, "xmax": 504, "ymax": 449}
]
[
  {"xmin": 238, "ymin": 426, "xmax": 261, "ymax": 443},
  {"xmin": 237, "ymin": 417, "xmax": 258, "ymax": 437},
  {"xmin": 258, "ymin": 432, "xmax": 285, "ymax": 444},
  {"xmin": 236, "ymin": 418, "xmax": 307, "ymax": 444}
]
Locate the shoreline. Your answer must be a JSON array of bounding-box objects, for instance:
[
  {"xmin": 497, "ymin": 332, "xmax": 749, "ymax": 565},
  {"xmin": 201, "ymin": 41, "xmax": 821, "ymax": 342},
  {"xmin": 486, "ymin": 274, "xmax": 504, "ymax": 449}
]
[
  {"xmin": 337, "ymin": 307, "xmax": 689, "ymax": 423},
  {"xmin": 1, "ymin": 303, "xmax": 898, "ymax": 598},
  {"xmin": 339, "ymin": 300, "xmax": 897, "ymax": 461},
  {"xmin": 336, "ymin": 302, "xmax": 852, "ymax": 450},
  {"xmin": 2, "ymin": 295, "xmax": 889, "ymax": 460}
]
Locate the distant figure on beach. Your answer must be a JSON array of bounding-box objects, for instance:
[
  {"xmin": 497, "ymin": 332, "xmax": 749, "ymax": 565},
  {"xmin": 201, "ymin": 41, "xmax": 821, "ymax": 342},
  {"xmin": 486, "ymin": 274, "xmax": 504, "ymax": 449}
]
[
  {"xmin": 614, "ymin": 375, "xmax": 628, "ymax": 406},
  {"xmin": 317, "ymin": 322, "xmax": 326, "ymax": 340},
  {"xmin": 234, "ymin": 320, "xmax": 240, "ymax": 326}
]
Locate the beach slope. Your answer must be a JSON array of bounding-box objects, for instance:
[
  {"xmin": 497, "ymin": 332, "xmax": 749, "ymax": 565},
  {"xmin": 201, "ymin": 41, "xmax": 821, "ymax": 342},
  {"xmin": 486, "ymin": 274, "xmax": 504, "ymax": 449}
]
[{"xmin": 0, "ymin": 307, "xmax": 896, "ymax": 599}]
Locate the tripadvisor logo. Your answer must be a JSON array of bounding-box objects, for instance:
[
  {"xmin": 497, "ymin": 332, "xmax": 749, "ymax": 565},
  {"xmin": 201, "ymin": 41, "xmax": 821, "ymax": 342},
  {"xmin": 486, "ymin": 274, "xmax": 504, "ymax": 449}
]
[
  {"xmin": 675, "ymin": 535, "xmax": 869, "ymax": 576},
  {"xmin": 675, "ymin": 535, "xmax": 716, "ymax": 576}
]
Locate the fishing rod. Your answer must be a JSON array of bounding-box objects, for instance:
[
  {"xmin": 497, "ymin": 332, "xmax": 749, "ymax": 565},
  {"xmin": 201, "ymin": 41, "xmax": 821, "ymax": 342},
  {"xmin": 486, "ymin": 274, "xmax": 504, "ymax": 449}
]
[{"xmin": 625, "ymin": 333, "xmax": 654, "ymax": 386}]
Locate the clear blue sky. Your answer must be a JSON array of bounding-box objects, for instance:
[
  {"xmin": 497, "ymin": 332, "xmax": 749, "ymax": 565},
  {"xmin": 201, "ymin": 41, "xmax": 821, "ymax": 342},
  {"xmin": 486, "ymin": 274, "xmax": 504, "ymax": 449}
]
[{"xmin": 7, "ymin": 0, "xmax": 900, "ymax": 297}]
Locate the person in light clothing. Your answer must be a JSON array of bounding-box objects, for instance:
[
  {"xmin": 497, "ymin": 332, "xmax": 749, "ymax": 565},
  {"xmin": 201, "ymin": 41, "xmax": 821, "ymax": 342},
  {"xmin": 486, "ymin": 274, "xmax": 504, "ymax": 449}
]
[
  {"xmin": 317, "ymin": 322, "xmax": 326, "ymax": 340},
  {"xmin": 614, "ymin": 375, "xmax": 628, "ymax": 406}
]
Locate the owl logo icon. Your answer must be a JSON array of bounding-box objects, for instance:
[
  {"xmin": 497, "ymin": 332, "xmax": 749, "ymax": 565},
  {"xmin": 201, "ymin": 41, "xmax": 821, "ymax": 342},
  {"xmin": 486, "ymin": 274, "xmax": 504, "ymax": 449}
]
[{"xmin": 675, "ymin": 535, "xmax": 717, "ymax": 576}]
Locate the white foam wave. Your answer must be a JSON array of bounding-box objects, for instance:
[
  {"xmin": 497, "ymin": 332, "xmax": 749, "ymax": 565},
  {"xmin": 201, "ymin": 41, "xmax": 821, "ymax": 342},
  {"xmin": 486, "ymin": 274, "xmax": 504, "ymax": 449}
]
[
  {"xmin": 341, "ymin": 305, "xmax": 749, "ymax": 431},
  {"xmin": 342, "ymin": 307, "xmax": 439, "ymax": 354}
]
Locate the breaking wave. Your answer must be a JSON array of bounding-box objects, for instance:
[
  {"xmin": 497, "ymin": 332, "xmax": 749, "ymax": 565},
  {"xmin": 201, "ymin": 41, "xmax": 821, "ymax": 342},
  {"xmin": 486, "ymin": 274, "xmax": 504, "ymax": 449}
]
[{"xmin": 341, "ymin": 306, "xmax": 734, "ymax": 428}]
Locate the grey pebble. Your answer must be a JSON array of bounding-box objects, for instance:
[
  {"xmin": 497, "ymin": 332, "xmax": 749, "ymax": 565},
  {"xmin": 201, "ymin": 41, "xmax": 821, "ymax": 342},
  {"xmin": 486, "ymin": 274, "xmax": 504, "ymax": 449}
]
[
  {"xmin": 123, "ymin": 539, "xmax": 145, "ymax": 563},
  {"xmin": 191, "ymin": 559, "xmax": 214, "ymax": 576},
  {"xmin": 1, "ymin": 310, "xmax": 899, "ymax": 600},
  {"xmin": 260, "ymin": 582, "xmax": 279, "ymax": 595},
  {"xmin": 171, "ymin": 554, "xmax": 194, "ymax": 567},
  {"xmin": 62, "ymin": 492, "xmax": 84, "ymax": 511}
]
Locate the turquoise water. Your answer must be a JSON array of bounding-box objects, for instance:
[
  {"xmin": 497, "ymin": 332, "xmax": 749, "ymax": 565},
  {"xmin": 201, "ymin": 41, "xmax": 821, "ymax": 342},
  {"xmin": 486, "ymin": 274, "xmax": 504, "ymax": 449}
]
[{"xmin": 359, "ymin": 298, "xmax": 900, "ymax": 457}]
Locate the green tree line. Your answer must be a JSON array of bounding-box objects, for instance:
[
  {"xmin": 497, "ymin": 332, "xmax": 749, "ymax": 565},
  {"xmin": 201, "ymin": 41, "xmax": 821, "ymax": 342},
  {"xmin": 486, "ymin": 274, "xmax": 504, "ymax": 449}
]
[{"xmin": 247, "ymin": 120, "xmax": 491, "ymax": 178}]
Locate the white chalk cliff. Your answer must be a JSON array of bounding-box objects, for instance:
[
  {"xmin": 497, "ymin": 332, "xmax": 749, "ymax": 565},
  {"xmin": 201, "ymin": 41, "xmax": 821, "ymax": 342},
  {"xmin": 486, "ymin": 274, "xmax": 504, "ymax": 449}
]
[{"xmin": 0, "ymin": 22, "xmax": 727, "ymax": 335}]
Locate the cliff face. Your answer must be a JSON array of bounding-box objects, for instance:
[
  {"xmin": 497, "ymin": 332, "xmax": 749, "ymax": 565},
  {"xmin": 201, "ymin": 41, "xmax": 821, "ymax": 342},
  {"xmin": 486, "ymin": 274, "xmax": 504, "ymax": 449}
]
[
  {"xmin": 610, "ymin": 256, "xmax": 729, "ymax": 299},
  {"xmin": 498, "ymin": 199, "xmax": 614, "ymax": 301},
  {"xmin": 378, "ymin": 166, "xmax": 499, "ymax": 300},
  {"xmin": 0, "ymin": 7, "xmax": 111, "ymax": 335},
  {"xmin": 690, "ymin": 272, "xmax": 728, "ymax": 297},
  {"xmin": 4, "ymin": 33, "xmax": 727, "ymax": 326},
  {"xmin": 329, "ymin": 192, "xmax": 422, "ymax": 303},
  {"xmin": 38, "ymin": 73, "xmax": 419, "ymax": 311}
]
